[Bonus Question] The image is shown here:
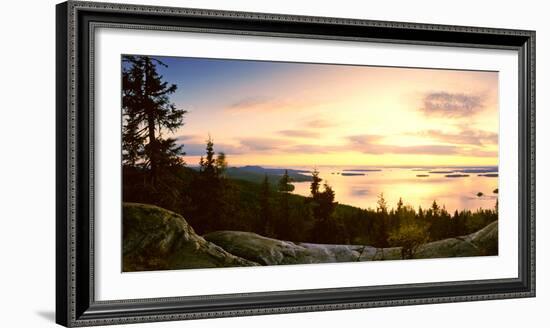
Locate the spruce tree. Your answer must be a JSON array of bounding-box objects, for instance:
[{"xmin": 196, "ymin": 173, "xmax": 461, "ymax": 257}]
[
  {"xmin": 259, "ymin": 174, "xmax": 272, "ymax": 236},
  {"xmin": 276, "ymin": 170, "xmax": 292, "ymax": 238},
  {"xmin": 310, "ymin": 169, "xmax": 322, "ymax": 198},
  {"xmin": 493, "ymin": 188, "xmax": 499, "ymax": 215},
  {"xmin": 192, "ymin": 138, "xmax": 235, "ymax": 233},
  {"xmin": 375, "ymin": 193, "xmax": 389, "ymax": 247},
  {"xmin": 195, "ymin": 137, "xmax": 219, "ymax": 232},
  {"xmin": 318, "ymin": 182, "xmax": 336, "ymax": 222},
  {"xmin": 122, "ymin": 55, "xmax": 187, "ymax": 182},
  {"xmin": 307, "ymin": 171, "xmax": 337, "ymax": 243},
  {"xmin": 397, "ymin": 197, "xmax": 404, "ymax": 212},
  {"xmin": 199, "ymin": 136, "xmax": 216, "ymax": 177},
  {"xmin": 377, "ymin": 193, "xmax": 388, "ymax": 214},
  {"xmin": 215, "ymin": 152, "xmax": 227, "ymax": 177}
]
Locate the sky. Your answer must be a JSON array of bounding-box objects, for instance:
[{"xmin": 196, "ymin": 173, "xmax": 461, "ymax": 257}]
[{"xmin": 137, "ymin": 55, "xmax": 499, "ymax": 167}]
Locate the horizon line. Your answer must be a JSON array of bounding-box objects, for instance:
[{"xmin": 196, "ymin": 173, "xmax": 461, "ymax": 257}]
[{"xmin": 186, "ymin": 164, "xmax": 498, "ymax": 168}]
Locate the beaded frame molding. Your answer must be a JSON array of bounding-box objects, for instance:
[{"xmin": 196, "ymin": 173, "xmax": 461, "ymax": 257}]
[{"xmin": 56, "ymin": 1, "xmax": 535, "ymax": 326}]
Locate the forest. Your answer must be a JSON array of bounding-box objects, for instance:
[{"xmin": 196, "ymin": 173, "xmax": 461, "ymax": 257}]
[{"xmin": 121, "ymin": 55, "xmax": 498, "ymax": 259}]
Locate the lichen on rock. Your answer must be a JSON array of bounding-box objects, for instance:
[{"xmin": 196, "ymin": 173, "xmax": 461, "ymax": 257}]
[{"xmin": 123, "ymin": 203, "xmax": 259, "ymax": 271}]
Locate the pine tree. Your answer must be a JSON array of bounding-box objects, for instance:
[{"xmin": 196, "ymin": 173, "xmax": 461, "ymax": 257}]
[
  {"xmin": 310, "ymin": 174, "xmax": 337, "ymax": 243},
  {"xmin": 121, "ymin": 109, "xmax": 144, "ymax": 167},
  {"xmin": 317, "ymin": 182, "xmax": 336, "ymax": 222},
  {"xmin": 199, "ymin": 136, "xmax": 217, "ymax": 176},
  {"xmin": 215, "ymin": 152, "xmax": 227, "ymax": 177},
  {"xmin": 190, "ymin": 137, "xmax": 236, "ymax": 233},
  {"xmin": 397, "ymin": 197, "xmax": 404, "ymax": 212},
  {"xmin": 310, "ymin": 169, "xmax": 322, "ymax": 223},
  {"xmin": 390, "ymin": 197, "xmax": 405, "ymax": 232},
  {"xmin": 276, "ymin": 170, "xmax": 292, "ymax": 238},
  {"xmin": 199, "ymin": 137, "xmax": 227, "ymax": 178},
  {"xmin": 278, "ymin": 170, "xmax": 292, "ymax": 192},
  {"xmin": 310, "ymin": 169, "xmax": 322, "ymax": 198},
  {"xmin": 259, "ymin": 174, "xmax": 272, "ymax": 236},
  {"xmin": 122, "ymin": 55, "xmax": 187, "ymax": 182},
  {"xmin": 377, "ymin": 193, "xmax": 388, "ymax": 214},
  {"xmin": 493, "ymin": 188, "xmax": 499, "ymax": 215},
  {"xmin": 195, "ymin": 137, "xmax": 221, "ymax": 232},
  {"xmin": 375, "ymin": 193, "xmax": 389, "ymax": 247},
  {"xmin": 431, "ymin": 200, "xmax": 440, "ymax": 215},
  {"xmin": 418, "ymin": 206, "xmax": 424, "ymax": 220}
]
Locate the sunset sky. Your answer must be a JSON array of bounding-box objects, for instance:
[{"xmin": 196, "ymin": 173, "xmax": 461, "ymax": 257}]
[{"xmin": 146, "ymin": 56, "xmax": 499, "ymax": 167}]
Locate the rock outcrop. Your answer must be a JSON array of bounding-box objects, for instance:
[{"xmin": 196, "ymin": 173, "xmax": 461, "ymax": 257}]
[
  {"xmin": 123, "ymin": 203, "xmax": 259, "ymax": 271},
  {"xmin": 203, "ymin": 231, "xmax": 403, "ymax": 265},
  {"xmin": 415, "ymin": 220, "xmax": 498, "ymax": 258},
  {"xmin": 123, "ymin": 202, "xmax": 498, "ymax": 271},
  {"xmin": 204, "ymin": 221, "xmax": 498, "ymax": 265}
]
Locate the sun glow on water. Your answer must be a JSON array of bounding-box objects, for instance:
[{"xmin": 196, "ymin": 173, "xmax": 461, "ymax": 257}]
[{"xmin": 289, "ymin": 166, "xmax": 498, "ymax": 212}]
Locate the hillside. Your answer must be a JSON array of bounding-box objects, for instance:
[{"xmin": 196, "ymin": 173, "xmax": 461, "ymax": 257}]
[{"xmin": 225, "ymin": 165, "xmax": 312, "ymax": 184}]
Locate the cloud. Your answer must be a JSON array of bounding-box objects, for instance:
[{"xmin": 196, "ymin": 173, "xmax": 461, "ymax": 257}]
[
  {"xmin": 348, "ymin": 134, "xmax": 458, "ymax": 155},
  {"xmin": 392, "ymin": 145, "xmax": 460, "ymax": 155},
  {"xmin": 178, "ymin": 143, "xmax": 208, "ymax": 156},
  {"xmin": 178, "ymin": 135, "xmax": 336, "ymax": 155},
  {"xmin": 225, "ymin": 96, "xmax": 322, "ymax": 113},
  {"xmin": 180, "ymin": 133, "xmax": 496, "ymax": 158},
  {"xmin": 347, "ymin": 134, "xmax": 385, "ymax": 148},
  {"xmin": 459, "ymin": 148, "xmax": 498, "ymax": 157},
  {"xmin": 175, "ymin": 134, "xmax": 199, "ymax": 142},
  {"xmin": 277, "ymin": 130, "xmax": 320, "ymax": 138},
  {"xmin": 214, "ymin": 143, "xmax": 245, "ymax": 155},
  {"xmin": 227, "ymin": 96, "xmax": 273, "ymax": 111},
  {"xmin": 225, "ymin": 97, "xmax": 300, "ymax": 112},
  {"xmin": 346, "ymin": 134, "xmax": 495, "ymax": 156},
  {"xmin": 239, "ymin": 137, "xmax": 288, "ymax": 152},
  {"xmin": 417, "ymin": 129, "xmax": 498, "ymax": 146},
  {"xmin": 421, "ymin": 91, "xmax": 485, "ymax": 117},
  {"xmin": 175, "ymin": 135, "xmax": 245, "ymax": 156},
  {"xmin": 350, "ymin": 187, "xmax": 369, "ymax": 197},
  {"xmin": 179, "ymin": 142, "xmax": 244, "ymax": 156},
  {"xmin": 304, "ymin": 118, "xmax": 336, "ymax": 129},
  {"xmin": 237, "ymin": 138, "xmax": 343, "ymax": 154},
  {"xmin": 285, "ymin": 144, "xmax": 342, "ymax": 154}
]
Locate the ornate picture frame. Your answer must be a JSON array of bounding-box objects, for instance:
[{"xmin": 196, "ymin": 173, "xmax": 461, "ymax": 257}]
[{"xmin": 56, "ymin": 1, "xmax": 535, "ymax": 326}]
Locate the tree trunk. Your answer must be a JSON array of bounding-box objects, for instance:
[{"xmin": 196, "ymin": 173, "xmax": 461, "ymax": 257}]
[
  {"xmin": 144, "ymin": 57, "xmax": 157, "ymax": 184},
  {"xmin": 147, "ymin": 111, "xmax": 157, "ymax": 184}
]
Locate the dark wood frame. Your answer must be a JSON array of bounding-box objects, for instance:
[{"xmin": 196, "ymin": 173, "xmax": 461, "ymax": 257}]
[{"xmin": 56, "ymin": 1, "xmax": 536, "ymax": 326}]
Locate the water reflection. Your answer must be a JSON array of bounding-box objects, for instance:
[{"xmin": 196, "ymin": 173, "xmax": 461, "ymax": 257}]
[{"xmin": 290, "ymin": 166, "xmax": 498, "ymax": 212}]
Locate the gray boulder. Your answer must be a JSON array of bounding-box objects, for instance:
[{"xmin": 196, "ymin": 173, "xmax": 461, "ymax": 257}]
[
  {"xmin": 203, "ymin": 231, "xmax": 403, "ymax": 265},
  {"xmin": 204, "ymin": 221, "xmax": 498, "ymax": 265},
  {"xmin": 122, "ymin": 203, "xmax": 259, "ymax": 271},
  {"xmin": 416, "ymin": 220, "xmax": 498, "ymax": 259}
]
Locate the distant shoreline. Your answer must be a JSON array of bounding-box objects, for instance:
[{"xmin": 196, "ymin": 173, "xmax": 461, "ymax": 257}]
[{"xmin": 187, "ymin": 164, "xmax": 499, "ymax": 170}]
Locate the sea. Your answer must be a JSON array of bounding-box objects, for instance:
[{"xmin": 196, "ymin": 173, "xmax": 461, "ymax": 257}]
[{"xmin": 282, "ymin": 165, "xmax": 498, "ymax": 213}]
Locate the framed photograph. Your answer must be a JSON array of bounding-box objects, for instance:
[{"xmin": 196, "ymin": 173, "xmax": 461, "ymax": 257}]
[{"xmin": 56, "ymin": 1, "xmax": 535, "ymax": 326}]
